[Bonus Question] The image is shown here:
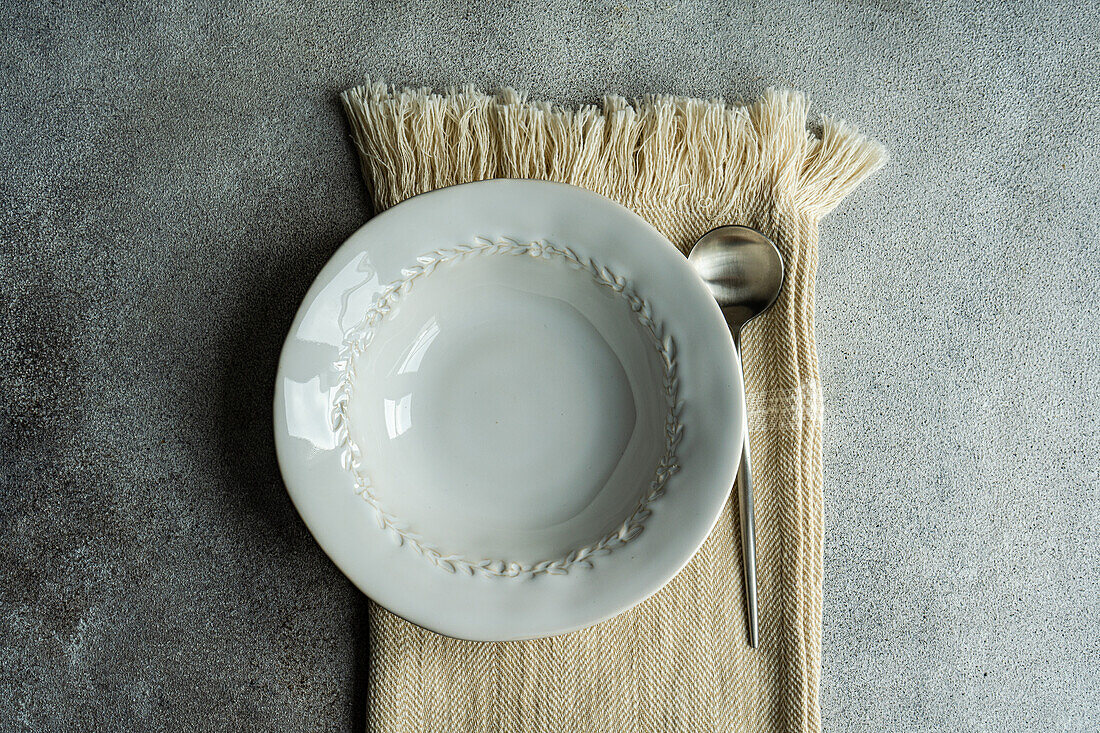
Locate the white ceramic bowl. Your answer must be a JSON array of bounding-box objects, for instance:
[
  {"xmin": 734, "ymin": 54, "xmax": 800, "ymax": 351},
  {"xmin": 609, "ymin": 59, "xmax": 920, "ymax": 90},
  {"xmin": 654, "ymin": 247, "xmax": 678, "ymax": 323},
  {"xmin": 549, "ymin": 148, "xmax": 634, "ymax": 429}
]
[{"xmin": 274, "ymin": 180, "xmax": 742, "ymax": 640}]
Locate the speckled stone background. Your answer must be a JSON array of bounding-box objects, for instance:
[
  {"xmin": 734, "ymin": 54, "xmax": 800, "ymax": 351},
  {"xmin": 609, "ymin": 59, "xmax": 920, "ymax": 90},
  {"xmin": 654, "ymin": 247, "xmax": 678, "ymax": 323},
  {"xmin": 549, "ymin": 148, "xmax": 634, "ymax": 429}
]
[{"xmin": 1, "ymin": 0, "xmax": 1097, "ymax": 730}]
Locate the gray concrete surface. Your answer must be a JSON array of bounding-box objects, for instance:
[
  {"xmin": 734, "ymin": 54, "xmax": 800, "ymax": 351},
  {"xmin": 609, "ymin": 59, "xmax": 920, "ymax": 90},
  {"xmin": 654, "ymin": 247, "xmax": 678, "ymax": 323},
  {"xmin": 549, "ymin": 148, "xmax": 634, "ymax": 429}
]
[{"xmin": 1, "ymin": 0, "xmax": 1097, "ymax": 730}]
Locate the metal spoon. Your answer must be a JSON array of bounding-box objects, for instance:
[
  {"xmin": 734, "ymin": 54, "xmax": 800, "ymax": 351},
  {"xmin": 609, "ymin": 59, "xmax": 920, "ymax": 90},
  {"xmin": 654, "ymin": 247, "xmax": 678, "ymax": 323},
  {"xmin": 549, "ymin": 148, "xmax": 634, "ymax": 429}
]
[{"xmin": 688, "ymin": 225, "xmax": 784, "ymax": 649}]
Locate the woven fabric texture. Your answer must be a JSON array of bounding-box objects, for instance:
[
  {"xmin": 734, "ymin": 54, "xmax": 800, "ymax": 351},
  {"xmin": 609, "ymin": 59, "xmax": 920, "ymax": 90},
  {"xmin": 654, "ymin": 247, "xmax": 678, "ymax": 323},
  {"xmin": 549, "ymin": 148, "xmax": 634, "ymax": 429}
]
[{"xmin": 341, "ymin": 82, "xmax": 886, "ymax": 733}]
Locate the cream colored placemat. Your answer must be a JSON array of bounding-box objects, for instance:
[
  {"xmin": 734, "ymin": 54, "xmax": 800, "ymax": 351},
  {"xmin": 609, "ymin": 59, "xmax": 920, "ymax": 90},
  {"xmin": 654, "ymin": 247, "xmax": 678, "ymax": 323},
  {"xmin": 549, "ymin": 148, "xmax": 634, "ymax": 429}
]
[{"xmin": 341, "ymin": 82, "xmax": 885, "ymax": 733}]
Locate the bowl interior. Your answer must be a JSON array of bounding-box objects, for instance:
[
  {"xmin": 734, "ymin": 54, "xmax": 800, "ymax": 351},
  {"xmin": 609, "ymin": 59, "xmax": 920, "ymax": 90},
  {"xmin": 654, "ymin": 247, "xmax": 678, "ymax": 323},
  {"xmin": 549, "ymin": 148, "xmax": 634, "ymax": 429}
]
[{"xmin": 342, "ymin": 248, "xmax": 668, "ymax": 566}]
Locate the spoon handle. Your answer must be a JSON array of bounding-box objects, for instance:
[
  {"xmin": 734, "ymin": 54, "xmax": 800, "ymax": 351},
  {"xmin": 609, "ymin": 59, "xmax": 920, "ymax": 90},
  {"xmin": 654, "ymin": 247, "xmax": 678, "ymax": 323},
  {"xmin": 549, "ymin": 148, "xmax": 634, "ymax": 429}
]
[{"xmin": 734, "ymin": 335, "xmax": 759, "ymax": 648}]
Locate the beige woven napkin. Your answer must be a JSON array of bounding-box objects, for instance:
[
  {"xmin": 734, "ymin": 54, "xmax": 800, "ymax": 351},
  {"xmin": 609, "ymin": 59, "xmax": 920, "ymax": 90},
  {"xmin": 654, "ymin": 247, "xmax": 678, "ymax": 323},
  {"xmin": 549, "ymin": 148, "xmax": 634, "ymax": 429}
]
[{"xmin": 340, "ymin": 82, "xmax": 885, "ymax": 733}]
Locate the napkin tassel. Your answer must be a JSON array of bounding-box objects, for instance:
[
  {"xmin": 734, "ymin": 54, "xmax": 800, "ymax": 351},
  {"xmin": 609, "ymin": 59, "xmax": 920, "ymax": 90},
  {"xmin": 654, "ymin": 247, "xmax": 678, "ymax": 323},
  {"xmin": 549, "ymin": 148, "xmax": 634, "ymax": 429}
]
[{"xmin": 340, "ymin": 82, "xmax": 886, "ymax": 238}]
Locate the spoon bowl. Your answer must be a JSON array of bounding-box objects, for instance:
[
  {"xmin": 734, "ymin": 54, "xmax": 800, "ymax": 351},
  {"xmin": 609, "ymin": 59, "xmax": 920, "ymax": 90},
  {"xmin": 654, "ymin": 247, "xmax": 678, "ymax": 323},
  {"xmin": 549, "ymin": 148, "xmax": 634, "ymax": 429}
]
[{"xmin": 688, "ymin": 226, "xmax": 785, "ymax": 332}]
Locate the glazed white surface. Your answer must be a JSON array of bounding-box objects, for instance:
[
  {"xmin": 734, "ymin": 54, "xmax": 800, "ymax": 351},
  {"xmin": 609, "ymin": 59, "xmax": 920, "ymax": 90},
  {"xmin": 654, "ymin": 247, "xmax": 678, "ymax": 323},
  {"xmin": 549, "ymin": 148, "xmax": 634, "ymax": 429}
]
[{"xmin": 274, "ymin": 180, "xmax": 743, "ymax": 640}]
